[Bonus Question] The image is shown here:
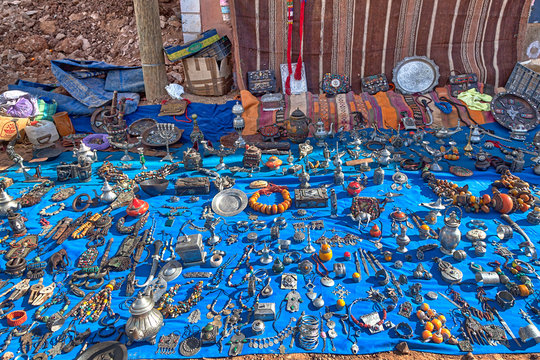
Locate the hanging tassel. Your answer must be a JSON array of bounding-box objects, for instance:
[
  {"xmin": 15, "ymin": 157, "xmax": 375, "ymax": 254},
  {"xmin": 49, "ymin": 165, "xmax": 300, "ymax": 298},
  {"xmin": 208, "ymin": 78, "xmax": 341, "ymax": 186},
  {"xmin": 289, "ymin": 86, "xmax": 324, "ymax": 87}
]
[
  {"xmin": 294, "ymin": 0, "xmax": 306, "ymax": 81},
  {"xmin": 285, "ymin": 0, "xmax": 294, "ymax": 95}
]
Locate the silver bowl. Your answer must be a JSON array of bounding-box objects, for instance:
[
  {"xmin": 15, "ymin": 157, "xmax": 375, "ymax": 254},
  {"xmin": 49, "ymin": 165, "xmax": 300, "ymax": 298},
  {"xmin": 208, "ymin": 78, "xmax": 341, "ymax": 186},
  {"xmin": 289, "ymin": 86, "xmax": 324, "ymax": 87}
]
[{"xmin": 139, "ymin": 178, "xmax": 169, "ymax": 196}]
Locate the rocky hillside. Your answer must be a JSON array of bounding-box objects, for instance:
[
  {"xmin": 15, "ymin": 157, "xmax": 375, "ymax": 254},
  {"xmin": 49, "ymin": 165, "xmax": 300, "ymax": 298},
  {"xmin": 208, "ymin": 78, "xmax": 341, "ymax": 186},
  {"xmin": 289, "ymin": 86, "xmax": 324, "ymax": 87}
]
[{"xmin": 0, "ymin": 0, "xmax": 184, "ymax": 92}]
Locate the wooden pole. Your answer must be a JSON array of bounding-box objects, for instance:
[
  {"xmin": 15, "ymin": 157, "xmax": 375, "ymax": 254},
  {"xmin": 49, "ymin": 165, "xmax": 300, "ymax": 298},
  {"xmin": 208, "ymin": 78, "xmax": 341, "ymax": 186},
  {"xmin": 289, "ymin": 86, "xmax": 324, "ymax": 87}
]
[{"xmin": 133, "ymin": 0, "xmax": 168, "ymax": 101}]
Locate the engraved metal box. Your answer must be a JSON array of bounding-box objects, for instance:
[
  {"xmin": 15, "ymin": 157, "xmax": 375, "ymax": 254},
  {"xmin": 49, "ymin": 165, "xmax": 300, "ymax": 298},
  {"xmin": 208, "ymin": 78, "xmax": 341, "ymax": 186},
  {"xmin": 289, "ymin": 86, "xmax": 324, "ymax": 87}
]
[
  {"xmin": 174, "ymin": 177, "xmax": 211, "ymax": 195},
  {"xmin": 175, "ymin": 233, "xmax": 207, "ymax": 266},
  {"xmin": 253, "ymin": 303, "xmax": 276, "ymax": 321},
  {"xmin": 243, "ymin": 145, "xmax": 262, "ymax": 168},
  {"xmin": 294, "ymin": 188, "xmax": 329, "ymax": 209}
]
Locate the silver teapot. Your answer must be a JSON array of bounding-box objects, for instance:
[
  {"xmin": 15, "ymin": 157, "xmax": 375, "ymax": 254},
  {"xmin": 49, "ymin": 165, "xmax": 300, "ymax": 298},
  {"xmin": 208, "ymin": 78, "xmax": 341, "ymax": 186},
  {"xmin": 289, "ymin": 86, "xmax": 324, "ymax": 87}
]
[
  {"xmin": 95, "ymin": 179, "xmax": 117, "ymax": 204},
  {"xmin": 0, "ymin": 188, "xmax": 20, "ymax": 217},
  {"xmin": 310, "ymin": 118, "xmax": 333, "ymax": 147},
  {"xmin": 375, "ymin": 147, "xmax": 392, "ymax": 167},
  {"xmin": 125, "ymin": 291, "xmax": 164, "ymax": 345},
  {"xmin": 439, "ymin": 206, "xmax": 462, "ymax": 255},
  {"xmin": 73, "ymin": 142, "xmax": 98, "ymax": 164}
]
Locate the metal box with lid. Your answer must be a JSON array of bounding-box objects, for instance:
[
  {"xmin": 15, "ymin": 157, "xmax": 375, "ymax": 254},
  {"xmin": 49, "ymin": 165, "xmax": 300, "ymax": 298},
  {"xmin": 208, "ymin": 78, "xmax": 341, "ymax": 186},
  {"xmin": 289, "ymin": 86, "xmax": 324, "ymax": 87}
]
[
  {"xmin": 253, "ymin": 303, "xmax": 276, "ymax": 321},
  {"xmin": 175, "ymin": 233, "xmax": 207, "ymax": 266},
  {"xmin": 294, "ymin": 188, "xmax": 329, "ymax": 209},
  {"xmin": 174, "ymin": 177, "xmax": 211, "ymax": 195}
]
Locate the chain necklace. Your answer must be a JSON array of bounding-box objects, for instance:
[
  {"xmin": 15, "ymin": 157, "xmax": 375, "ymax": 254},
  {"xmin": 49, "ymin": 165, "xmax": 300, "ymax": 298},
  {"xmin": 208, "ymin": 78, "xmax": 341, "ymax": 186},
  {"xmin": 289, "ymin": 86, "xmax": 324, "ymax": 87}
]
[
  {"xmin": 206, "ymin": 254, "xmax": 237, "ymax": 290},
  {"xmin": 226, "ymin": 245, "xmax": 255, "ymax": 288}
]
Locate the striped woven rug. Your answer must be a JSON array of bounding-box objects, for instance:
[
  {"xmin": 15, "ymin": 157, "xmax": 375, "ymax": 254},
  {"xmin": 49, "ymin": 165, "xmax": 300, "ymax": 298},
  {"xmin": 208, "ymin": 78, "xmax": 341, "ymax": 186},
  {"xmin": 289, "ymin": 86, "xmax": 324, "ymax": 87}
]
[{"xmin": 230, "ymin": 0, "xmax": 531, "ymax": 93}]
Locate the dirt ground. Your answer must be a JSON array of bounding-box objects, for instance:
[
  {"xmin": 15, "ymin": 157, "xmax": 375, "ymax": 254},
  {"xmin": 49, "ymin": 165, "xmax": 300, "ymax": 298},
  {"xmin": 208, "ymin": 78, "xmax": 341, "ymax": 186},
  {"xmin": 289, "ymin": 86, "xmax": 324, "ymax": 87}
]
[{"xmin": 164, "ymin": 351, "xmax": 538, "ymax": 360}]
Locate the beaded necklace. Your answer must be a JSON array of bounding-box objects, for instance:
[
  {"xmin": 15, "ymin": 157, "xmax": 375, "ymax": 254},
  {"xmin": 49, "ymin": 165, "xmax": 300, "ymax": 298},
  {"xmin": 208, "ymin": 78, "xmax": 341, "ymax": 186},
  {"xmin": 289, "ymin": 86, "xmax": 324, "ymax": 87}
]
[
  {"xmin": 74, "ymin": 280, "xmax": 115, "ymax": 323},
  {"xmin": 34, "ymin": 292, "xmax": 71, "ymax": 323},
  {"xmin": 206, "ymin": 254, "xmax": 237, "ymax": 289},
  {"xmin": 226, "ymin": 245, "xmax": 255, "ymax": 288},
  {"xmin": 348, "ymin": 299, "xmax": 387, "ymax": 330},
  {"xmin": 157, "ymin": 281, "xmax": 203, "ymax": 318},
  {"xmin": 489, "ymin": 259, "xmax": 534, "ymax": 297},
  {"xmin": 238, "ymin": 290, "xmax": 261, "ymax": 313}
]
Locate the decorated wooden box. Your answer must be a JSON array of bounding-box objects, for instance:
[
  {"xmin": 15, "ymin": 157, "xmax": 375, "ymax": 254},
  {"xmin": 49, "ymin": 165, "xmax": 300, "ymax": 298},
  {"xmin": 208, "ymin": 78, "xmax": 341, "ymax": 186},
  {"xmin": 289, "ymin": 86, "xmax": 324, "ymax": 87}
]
[{"xmin": 294, "ymin": 188, "xmax": 328, "ymax": 209}]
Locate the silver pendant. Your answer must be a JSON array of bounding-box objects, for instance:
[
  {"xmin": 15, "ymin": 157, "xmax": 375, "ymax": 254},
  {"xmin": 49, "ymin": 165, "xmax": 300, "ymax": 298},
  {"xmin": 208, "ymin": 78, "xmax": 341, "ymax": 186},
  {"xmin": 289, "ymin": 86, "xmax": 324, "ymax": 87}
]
[{"xmin": 320, "ymin": 276, "xmax": 335, "ymax": 287}]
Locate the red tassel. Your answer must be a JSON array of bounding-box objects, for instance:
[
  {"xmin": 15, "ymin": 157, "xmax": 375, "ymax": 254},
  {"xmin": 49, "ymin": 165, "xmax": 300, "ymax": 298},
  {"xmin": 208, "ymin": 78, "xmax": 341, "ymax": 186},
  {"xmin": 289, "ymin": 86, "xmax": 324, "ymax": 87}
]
[
  {"xmin": 285, "ymin": 1, "xmax": 294, "ymax": 95},
  {"xmin": 294, "ymin": 0, "xmax": 306, "ymax": 81}
]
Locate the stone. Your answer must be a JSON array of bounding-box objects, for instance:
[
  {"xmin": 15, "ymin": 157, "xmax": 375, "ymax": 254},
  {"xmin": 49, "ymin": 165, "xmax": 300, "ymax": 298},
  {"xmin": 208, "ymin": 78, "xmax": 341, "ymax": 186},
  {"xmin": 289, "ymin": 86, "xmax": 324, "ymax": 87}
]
[
  {"xmin": 81, "ymin": 38, "xmax": 91, "ymax": 51},
  {"xmin": 15, "ymin": 35, "xmax": 47, "ymax": 53},
  {"xmin": 39, "ymin": 20, "xmax": 56, "ymax": 34},
  {"xmin": 530, "ymin": 355, "xmax": 539, "ymax": 360},
  {"xmin": 69, "ymin": 13, "xmax": 84, "ymax": 22},
  {"xmin": 462, "ymin": 352, "xmax": 477, "ymax": 360},
  {"xmin": 56, "ymin": 38, "xmax": 83, "ymax": 54},
  {"xmin": 13, "ymin": 54, "xmax": 26, "ymax": 65},
  {"xmin": 395, "ymin": 341, "xmax": 410, "ymax": 355},
  {"xmin": 56, "ymin": 33, "xmax": 66, "ymax": 40}
]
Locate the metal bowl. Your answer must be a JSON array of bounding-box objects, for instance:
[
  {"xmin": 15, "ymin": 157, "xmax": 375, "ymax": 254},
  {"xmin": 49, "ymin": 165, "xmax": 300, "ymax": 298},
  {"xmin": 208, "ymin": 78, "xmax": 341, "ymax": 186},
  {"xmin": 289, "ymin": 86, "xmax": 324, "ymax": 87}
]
[{"xmin": 139, "ymin": 178, "xmax": 169, "ymax": 196}]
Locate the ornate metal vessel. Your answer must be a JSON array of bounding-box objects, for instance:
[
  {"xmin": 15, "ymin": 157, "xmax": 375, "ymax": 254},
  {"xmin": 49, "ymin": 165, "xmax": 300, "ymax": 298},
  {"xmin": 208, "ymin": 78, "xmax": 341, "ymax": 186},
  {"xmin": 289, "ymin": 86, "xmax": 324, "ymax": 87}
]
[
  {"xmin": 286, "ymin": 109, "xmax": 311, "ymax": 144},
  {"xmin": 439, "ymin": 206, "xmax": 462, "ymax": 255},
  {"xmin": 0, "ymin": 188, "xmax": 20, "ymax": 217},
  {"xmin": 125, "ymin": 291, "xmax": 164, "ymax": 345}
]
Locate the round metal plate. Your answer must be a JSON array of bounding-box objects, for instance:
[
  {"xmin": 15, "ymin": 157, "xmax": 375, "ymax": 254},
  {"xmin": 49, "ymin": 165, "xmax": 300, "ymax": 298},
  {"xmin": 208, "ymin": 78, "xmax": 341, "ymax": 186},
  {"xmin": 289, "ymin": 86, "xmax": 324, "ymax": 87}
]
[
  {"xmin": 211, "ymin": 188, "xmax": 248, "ymax": 217},
  {"xmin": 128, "ymin": 118, "xmax": 158, "ymax": 136},
  {"xmin": 393, "ymin": 56, "xmax": 440, "ymax": 94},
  {"xmin": 90, "ymin": 107, "xmax": 111, "ymax": 134},
  {"xmin": 158, "ymin": 260, "xmax": 183, "ymax": 282},
  {"xmin": 141, "ymin": 125, "xmax": 183, "ymax": 147},
  {"xmin": 76, "ymin": 341, "xmax": 127, "ymax": 360},
  {"xmin": 490, "ymin": 92, "xmax": 539, "ymax": 130}
]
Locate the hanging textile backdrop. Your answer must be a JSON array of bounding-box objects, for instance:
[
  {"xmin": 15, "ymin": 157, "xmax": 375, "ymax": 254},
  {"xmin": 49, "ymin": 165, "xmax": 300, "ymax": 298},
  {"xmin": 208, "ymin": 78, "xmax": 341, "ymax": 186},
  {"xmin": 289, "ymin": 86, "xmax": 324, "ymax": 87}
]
[{"xmin": 230, "ymin": 0, "xmax": 532, "ymax": 93}]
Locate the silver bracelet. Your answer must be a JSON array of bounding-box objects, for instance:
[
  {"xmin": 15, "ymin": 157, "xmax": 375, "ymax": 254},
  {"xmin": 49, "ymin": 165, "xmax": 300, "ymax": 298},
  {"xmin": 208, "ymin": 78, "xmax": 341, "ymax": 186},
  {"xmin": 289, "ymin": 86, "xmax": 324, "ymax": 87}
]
[{"xmin": 39, "ymin": 202, "xmax": 66, "ymax": 217}]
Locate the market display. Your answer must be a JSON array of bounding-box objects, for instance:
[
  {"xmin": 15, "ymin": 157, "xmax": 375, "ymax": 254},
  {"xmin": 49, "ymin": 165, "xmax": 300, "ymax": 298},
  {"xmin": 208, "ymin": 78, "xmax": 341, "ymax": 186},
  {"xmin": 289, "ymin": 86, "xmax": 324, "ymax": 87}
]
[{"xmin": 1, "ymin": 32, "xmax": 540, "ymax": 359}]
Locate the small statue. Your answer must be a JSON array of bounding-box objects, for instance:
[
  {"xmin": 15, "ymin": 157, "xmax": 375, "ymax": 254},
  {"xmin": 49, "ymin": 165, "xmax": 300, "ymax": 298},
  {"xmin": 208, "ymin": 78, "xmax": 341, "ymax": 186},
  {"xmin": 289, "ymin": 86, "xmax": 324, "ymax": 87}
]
[
  {"xmin": 298, "ymin": 140, "xmax": 313, "ymax": 161},
  {"xmin": 138, "ymin": 148, "xmax": 147, "ymax": 170}
]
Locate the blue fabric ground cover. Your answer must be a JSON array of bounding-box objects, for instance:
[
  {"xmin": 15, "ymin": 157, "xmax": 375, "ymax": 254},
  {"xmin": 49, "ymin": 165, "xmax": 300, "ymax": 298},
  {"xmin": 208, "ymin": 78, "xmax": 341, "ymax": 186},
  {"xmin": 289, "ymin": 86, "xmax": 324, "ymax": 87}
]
[{"xmin": 1, "ymin": 120, "xmax": 540, "ymax": 359}]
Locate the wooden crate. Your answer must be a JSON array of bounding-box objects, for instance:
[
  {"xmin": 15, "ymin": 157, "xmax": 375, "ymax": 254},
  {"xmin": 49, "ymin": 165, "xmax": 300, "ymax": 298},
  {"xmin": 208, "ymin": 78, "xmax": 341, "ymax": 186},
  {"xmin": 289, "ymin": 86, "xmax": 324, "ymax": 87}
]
[{"xmin": 182, "ymin": 54, "xmax": 233, "ymax": 96}]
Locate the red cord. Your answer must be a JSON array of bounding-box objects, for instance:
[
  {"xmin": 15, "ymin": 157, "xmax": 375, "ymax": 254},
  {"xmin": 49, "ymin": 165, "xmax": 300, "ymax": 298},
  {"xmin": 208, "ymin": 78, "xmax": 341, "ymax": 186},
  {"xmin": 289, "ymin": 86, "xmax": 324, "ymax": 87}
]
[
  {"xmin": 294, "ymin": 0, "xmax": 306, "ymax": 80},
  {"xmin": 171, "ymin": 99, "xmax": 192, "ymax": 123}
]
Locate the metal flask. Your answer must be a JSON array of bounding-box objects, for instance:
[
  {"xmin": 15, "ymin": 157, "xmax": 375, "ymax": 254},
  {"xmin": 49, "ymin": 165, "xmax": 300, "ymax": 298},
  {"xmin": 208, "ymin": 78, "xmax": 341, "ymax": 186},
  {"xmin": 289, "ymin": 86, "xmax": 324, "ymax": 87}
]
[
  {"xmin": 0, "ymin": 188, "xmax": 20, "ymax": 217},
  {"xmin": 373, "ymin": 167, "xmax": 384, "ymax": 185},
  {"xmin": 439, "ymin": 206, "xmax": 462, "ymax": 256},
  {"xmin": 125, "ymin": 291, "xmax": 164, "ymax": 345}
]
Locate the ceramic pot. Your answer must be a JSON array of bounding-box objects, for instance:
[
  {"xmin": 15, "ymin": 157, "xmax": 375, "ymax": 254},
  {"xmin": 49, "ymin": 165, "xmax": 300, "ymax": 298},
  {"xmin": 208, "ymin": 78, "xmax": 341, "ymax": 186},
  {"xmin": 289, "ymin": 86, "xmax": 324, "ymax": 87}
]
[{"xmin": 286, "ymin": 108, "xmax": 310, "ymax": 144}]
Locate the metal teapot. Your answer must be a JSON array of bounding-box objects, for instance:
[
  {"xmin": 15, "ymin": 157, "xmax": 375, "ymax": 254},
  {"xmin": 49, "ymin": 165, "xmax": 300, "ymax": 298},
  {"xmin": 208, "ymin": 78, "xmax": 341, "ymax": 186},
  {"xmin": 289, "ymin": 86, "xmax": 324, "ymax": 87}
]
[
  {"xmin": 73, "ymin": 142, "xmax": 98, "ymax": 164},
  {"xmin": 286, "ymin": 108, "xmax": 311, "ymax": 144},
  {"xmin": 439, "ymin": 206, "xmax": 462, "ymax": 255},
  {"xmin": 94, "ymin": 179, "xmax": 117, "ymax": 204},
  {"xmin": 0, "ymin": 188, "xmax": 20, "ymax": 217},
  {"xmin": 125, "ymin": 291, "xmax": 164, "ymax": 345},
  {"xmin": 311, "ymin": 118, "xmax": 333, "ymax": 147}
]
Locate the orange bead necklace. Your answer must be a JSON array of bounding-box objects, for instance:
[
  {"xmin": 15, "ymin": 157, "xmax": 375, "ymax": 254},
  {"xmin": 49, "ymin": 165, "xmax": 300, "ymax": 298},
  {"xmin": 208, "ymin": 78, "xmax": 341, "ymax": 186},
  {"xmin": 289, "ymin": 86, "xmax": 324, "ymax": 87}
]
[{"xmin": 248, "ymin": 184, "xmax": 291, "ymax": 215}]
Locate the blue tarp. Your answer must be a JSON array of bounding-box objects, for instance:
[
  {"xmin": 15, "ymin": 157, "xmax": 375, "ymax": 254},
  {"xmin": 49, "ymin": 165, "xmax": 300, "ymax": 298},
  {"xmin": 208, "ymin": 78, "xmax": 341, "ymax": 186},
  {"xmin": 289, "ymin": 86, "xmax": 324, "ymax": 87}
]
[
  {"xmin": 8, "ymin": 59, "xmax": 143, "ymax": 116},
  {"xmin": 72, "ymin": 102, "xmax": 236, "ymax": 144},
  {"xmin": 1, "ymin": 122, "xmax": 540, "ymax": 358}
]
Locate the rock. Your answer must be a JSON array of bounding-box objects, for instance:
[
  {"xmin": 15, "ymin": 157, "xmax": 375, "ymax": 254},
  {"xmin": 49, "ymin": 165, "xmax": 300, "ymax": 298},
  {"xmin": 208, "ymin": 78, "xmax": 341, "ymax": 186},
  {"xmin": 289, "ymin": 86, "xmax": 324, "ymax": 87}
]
[
  {"xmin": 56, "ymin": 33, "xmax": 66, "ymax": 40},
  {"xmin": 462, "ymin": 352, "xmax": 477, "ymax": 360},
  {"xmin": 395, "ymin": 341, "xmax": 410, "ymax": 355},
  {"xmin": 15, "ymin": 35, "xmax": 47, "ymax": 53},
  {"xmin": 81, "ymin": 38, "xmax": 91, "ymax": 51},
  {"xmin": 39, "ymin": 20, "xmax": 56, "ymax": 34},
  {"xmin": 56, "ymin": 38, "xmax": 83, "ymax": 54},
  {"xmin": 69, "ymin": 13, "xmax": 84, "ymax": 22},
  {"xmin": 13, "ymin": 54, "xmax": 26, "ymax": 65},
  {"xmin": 531, "ymin": 355, "xmax": 539, "ymax": 360}
]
